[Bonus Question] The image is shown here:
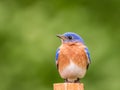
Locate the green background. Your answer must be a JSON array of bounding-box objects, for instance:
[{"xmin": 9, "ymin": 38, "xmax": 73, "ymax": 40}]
[{"xmin": 0, "ymin": 0, "xmax": 120, "ymax": 90}]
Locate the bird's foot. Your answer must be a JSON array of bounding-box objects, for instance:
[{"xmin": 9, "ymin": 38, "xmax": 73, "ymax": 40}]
[
  {"xmin": 74, "ymin": 78, "xmax": 80, "ymax": 83},
  {"xmin": 64, "ymin": 79, "xmax": 68, "ymax": 83},
  {"xmin": 64, "ymin": 78, "xmax": 80, "ymax": 83}
]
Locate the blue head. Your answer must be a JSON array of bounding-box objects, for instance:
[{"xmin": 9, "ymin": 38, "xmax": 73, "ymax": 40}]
[{"xmin": 57, "ymin": 32, "xmax": 84, "ymax": 44}]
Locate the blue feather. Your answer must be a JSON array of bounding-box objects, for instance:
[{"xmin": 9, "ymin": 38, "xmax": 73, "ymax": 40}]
[
  {"xmin": 55, "ymin": 48, "xmax": 60, "ymax": 61},
  {"xmin": 85, "ymin": 48, "xmax": 91, "ymax": 63},
  {"xmin": 63, "ymin": 32, "xmax": 84, "ymax": 44}
]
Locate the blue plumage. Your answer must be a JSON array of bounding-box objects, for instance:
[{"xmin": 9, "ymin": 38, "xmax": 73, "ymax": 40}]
[
  {"xmin": 85, "ymin": 48, "xmax": 91, "ymax": 63},
  {"xmin": 55, "ymin": 48, "xmax": 60, "ymax": 61},
  {"xmin": 63, "ymin": 32, "xmax": 84, "ymax": 43}
]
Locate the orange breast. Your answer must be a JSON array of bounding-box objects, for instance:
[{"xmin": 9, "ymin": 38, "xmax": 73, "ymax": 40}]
[{"xmin": 58, "ymin": 42, "xmax": 88, "ymax": 73}]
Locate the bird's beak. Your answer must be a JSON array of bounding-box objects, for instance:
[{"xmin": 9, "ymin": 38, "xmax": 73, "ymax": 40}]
[{"xmin": 56, "ymin": 34, "xmax": 66, "ymax": 40}]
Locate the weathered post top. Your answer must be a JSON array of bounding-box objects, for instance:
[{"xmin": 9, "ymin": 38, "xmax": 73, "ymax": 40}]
[{"xmin": 53, "ymin": 83, "xmax": 84, "ymax": 90}]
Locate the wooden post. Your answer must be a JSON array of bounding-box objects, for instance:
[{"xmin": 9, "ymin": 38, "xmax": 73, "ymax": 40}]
[{"xmin": 53, "ymin": 83, "xmax": 84, "ymax": 90}]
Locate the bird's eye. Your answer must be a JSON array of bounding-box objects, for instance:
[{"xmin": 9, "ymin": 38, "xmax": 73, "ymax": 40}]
[{"xmin": 68, "ymin": 36, "xmax": 73, "ymax": 40}]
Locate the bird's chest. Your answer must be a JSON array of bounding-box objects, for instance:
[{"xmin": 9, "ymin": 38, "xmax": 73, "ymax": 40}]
[
  {"xmin": 58, "ymin": 44, "xmax": 87, "ymax": 72},
  {"xmin": 60, "ymin": 44, "xmax": 84, "ymax": 59}
]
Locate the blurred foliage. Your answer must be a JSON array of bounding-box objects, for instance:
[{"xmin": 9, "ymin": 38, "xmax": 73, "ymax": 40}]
[{"xmin": 0, "ymin": 0, "xmax": 120, "ymax": 90}]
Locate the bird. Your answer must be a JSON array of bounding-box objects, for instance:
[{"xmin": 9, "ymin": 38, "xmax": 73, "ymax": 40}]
[{"xmin": 55, "ymin": 32, "xmax": 91, "ymax": 83}]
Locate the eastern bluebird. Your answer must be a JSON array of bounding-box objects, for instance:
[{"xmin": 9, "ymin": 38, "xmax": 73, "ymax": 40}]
[{"xmin": 56, "ymin": 32, "xmax": 91, "ymax": 83}]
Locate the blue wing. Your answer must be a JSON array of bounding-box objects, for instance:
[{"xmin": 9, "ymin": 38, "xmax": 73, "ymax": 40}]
[
  {"xmin": 56, "ymin": 48, "xmax": 60, "ymax": 61},
  {"xmin": 85, "ymin": 48, "xmax": 91, "ymax": 64},
  {"xmin": 55, "ymin": 48, "xmax": 60, "ymax": 69}
]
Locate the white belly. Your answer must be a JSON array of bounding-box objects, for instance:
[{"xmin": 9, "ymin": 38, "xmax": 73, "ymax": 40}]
[{"xmin": 60, "ymin": 60, "xmax": 86, "ymax": 82}]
